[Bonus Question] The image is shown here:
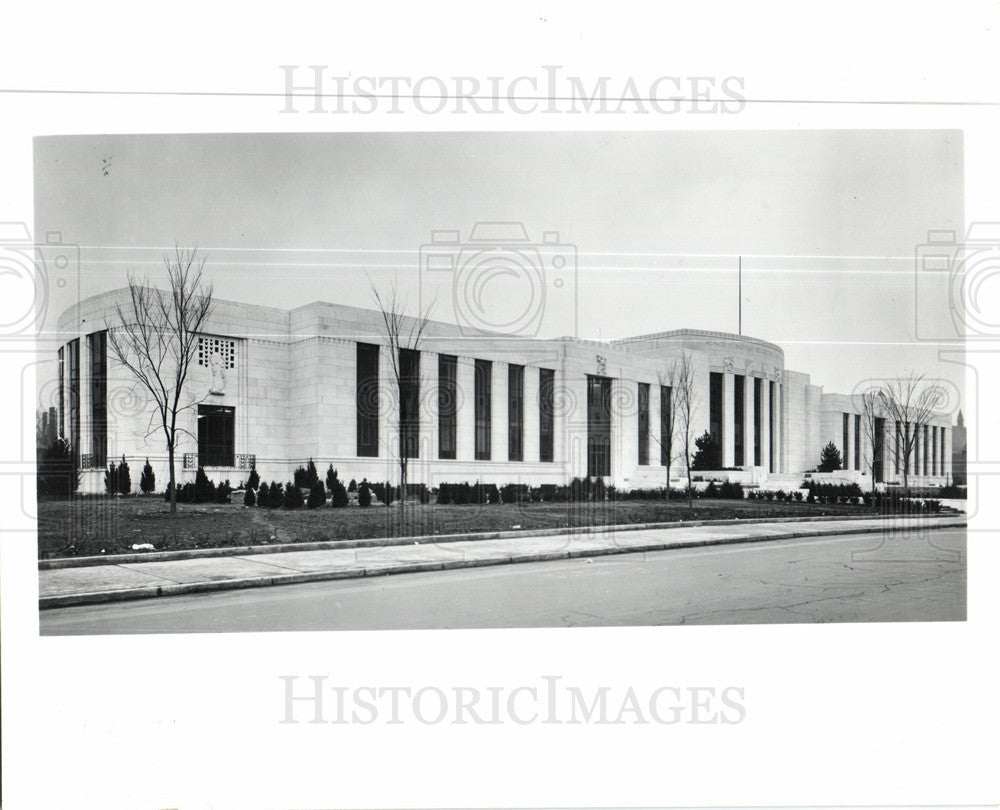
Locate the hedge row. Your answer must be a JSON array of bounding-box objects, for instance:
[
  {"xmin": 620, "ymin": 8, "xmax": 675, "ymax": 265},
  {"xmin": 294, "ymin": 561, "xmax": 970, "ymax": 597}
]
[
  {"xmin": 164, "ymin": 469, "xmax": 234, "ymax": 504},
  {"xmin": 802, "ymin": 482, "xmax": 865, "ymax": 499},
  {"xmin": 747, "ymin": 489, "xmax": 804, "ymax": 502}
]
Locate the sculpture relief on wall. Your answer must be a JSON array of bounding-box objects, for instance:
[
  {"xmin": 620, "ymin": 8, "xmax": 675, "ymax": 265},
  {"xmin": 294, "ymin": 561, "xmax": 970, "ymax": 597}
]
[{"xmin": 208, "ymin": 351, "xmax": 227, "ymax": 395}]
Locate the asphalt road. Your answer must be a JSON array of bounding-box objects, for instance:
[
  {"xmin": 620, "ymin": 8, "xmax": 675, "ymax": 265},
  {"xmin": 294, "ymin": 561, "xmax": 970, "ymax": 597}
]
[{"xmin": 39, "ymin": 528, "xmax": 966, "ymax": 634}]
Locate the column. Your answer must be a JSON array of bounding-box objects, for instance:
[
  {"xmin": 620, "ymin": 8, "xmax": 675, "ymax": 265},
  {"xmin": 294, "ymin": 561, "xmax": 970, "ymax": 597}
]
[
  {"xmin": 943, "ymin": 426, "xmax": 952, "ymax": 481},
  {"xmin": 455, "ymin": 356, "xmax": 475, "ymax": 462},
  {"xmin": 523, "ymin": 365, "xmax": 539, "ymax": 464},
  {"xmin": 744, "ymin": 376, "xmax": 755, "ymax": 468},
  {"xmin": 895, "ymin": 421, "xmax": 902, "ymax": 477},
  {"xmin": 493, "ymin": 361, "xmax": 507, "ymax": 466},
  {"xmin": 760, "ymin": 379, "xmax": 771, "ymax": 474},
  {"xmin": 722, "ymin": 373, "xmax": 735, "ymax": 468},
  {"xmin": 417, "ymin": 349, "xmax": 436, "ymax": 479},
  {"xmin": 80, "ymin": 334, "xmax": 92, "ymax": 465},
  {"xmin": 775, "ymin": 382, "xmax": 784, "ymax": 474}
]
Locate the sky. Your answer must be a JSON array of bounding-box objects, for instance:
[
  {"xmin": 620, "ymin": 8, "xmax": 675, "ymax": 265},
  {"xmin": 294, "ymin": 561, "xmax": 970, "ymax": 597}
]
[{"xmin": 33, "ymin": 130, "xmax": 965, "ymax": 409}]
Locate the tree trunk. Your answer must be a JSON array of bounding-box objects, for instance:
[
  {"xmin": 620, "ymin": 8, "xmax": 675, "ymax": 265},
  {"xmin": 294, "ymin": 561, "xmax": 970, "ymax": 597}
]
[
  {"xmin": 168, "ymin": 444, "xmax": 177, "ymax": 514},
  {"xmin": 902, "ymin": 424, "xmax": 910, "ymax": 490}
]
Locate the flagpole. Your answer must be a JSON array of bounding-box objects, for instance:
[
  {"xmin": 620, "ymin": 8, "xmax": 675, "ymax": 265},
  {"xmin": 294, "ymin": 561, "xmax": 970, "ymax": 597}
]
[{"xmin": 738, "ymin": 255, "xmax": 742, "ymax": 336}]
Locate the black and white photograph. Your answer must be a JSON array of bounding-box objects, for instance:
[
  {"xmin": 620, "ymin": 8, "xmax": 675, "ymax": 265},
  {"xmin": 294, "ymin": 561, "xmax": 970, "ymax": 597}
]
[
  {"xmin": 2, "ymin": 4, "xmax": 997, "ymax": 810},
  {"xmin": 34, "ymin": 130, "xmax": 968, "ymax": 633}
]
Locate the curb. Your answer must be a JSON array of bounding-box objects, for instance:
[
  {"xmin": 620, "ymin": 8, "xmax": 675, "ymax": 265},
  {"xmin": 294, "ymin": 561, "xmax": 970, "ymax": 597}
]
[
  {"xmin": 38, "ymin": 519, "xmax": 967, "ymax": 610},
  {"xmin": 37, "ymin": 511, "xmax": 965, "ymax": 570}
]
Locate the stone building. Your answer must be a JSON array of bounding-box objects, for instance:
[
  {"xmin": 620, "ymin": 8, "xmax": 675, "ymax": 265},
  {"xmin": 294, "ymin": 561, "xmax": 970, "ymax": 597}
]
[{"xmin": 54, "ymin": 289, "xmax": 955, "ymax": 494}]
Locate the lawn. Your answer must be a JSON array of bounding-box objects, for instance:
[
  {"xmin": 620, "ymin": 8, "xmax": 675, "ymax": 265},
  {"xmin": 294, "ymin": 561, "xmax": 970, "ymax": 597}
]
[{"xmin": 36, "ymin": 495, "xmax": 875, "ymax": 559}]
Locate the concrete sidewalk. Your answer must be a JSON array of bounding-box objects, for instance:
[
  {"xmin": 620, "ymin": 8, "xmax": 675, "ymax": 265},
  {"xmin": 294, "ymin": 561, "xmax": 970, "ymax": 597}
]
[{"xmin": 38, "ymin": 515, "xmax": 966, "ymax": 609}]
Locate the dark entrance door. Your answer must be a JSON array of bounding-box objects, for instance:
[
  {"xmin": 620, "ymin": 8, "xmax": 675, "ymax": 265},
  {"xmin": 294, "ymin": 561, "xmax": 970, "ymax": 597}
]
[
  {"xmin": 198, "ymin": 405, "xmax": 235, "ymax": 467},
  {"xmin": 587, "ymin": 375, "xmax": 611, "ymax": 478}
]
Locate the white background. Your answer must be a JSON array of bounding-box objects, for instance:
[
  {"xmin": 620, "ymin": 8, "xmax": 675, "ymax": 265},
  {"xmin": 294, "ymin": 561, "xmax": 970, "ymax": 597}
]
[{"xmin": 2, "ymin": 2, "xmax": 998, "ymax": 808}]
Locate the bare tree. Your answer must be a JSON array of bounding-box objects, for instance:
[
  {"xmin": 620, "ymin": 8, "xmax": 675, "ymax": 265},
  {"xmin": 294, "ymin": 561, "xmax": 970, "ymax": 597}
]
[
  {"xmin": 670, "ymin": 352, "xmax": 699, "ymax": 507},
  {"xmin": 875, "ymin": 372, "xmax": 944, "ymax": 489},
  {"xmin": 855, "ymin": 388, "xmax": 884, "ymax": 496},
  {"xmin": 106, "ymin": 247, "xmax": 213, "ymax": 513},
  {"xmin": 654, "ymin": 363, "xmax": 679, "ymax": 500},
  {"xmin": 369, "ymin": 277, "xmax": 434, "ymax": 506}
]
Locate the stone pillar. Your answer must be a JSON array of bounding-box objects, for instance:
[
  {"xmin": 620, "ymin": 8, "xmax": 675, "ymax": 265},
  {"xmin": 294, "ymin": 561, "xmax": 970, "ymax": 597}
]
[
  {"xmin": 722, "ymin": 373, "xmax": 735, "ymax": 468},
  {"xmin": 943, "ymin": 426, "xmax": 952, "ymax": 481},
  {"xmin": 939, "ymin": 425, "xmax": 945, "ymax": 477},
  {"xmin": 775, "ymin": 381, "xmax": 784, "ymax": 474},
  {"xmin": 524, "ymin": 365, "xmax": 539, "ymax": 464},
  {"xmin": 744, "ymin": 376, "xmax": 755, "ymax": 468},
  {"xmin": 760, "ymin": 378, "xmax": 771, "ymax": 474},
  {"xmin": 494, "ymin": 362, "xmax": 508, "ymax": 465},
  {"xmin": 493, "ymin": 361, "xmax": 507, "ymax": 465},
  {"xmin": 79, "ymin": 334, "xmax": 92, "ymax": 464},
  {"xmin": 418, "ymin": 349, "xmax": 437, "ymax": 471},
  {"xmin": 455, "ymin": 356, "xmax": 475, "ymax": 462}
]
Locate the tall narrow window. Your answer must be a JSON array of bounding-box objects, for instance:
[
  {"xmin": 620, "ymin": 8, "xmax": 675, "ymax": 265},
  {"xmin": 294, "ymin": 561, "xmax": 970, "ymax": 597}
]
[
  {"xmin": 892, "ymin": 422, "xmax": 903, "ymax": 475},
  {"xmin": 68, "ymin": 338, "xmax": 80, "ymax": 468},
  {"xmin": 399, "ymin": 348, "xmax": 420, "ymax": 459},
  {"xmin": 198, "ymin": 405, "xmax": 235, "ymax": 467},
  {"xmin": 659, "ymin": 385, "xmax": 672, "ymax": 466},
  {"xmin": 924, "ymin": 424, "xmax": 931, "ymax": 475},
  {"xmin": 508, "ymin": 364, "xmax": 524, "ymax": 461},
  {"xmin": 57, "ymin": 346, "xmax": 65, "ymax": 439},
  {"xmin": 587, "ymin": 375, "xmax": 612, "ymax": 477},
  {"xmin": 854, "ymin": 414, "xmax": 861, "ymax": 470},
  {"xmin": 709, "ymin": 372, "xmax": 723, "ymax": 450},
  {"xmin": 843, "ymin": 413, "xmax": 850, "ymax": 470},
  {"xmin": 753, "ymin": 378, "xmax": 762, "ymax": 466},
  {"xmin": 539, "ymin": 368, "xmax": 555, "ymax": 462},
  {"xmin": 88, "ymin": 331, "xmax": 108, "ymax": 469},
  {"xmin": 438, "ymin": 354, "xmax": 457, "ymax": 460},
  {"xmin": 637, "ymin": 382, "xmax": 650, "ymax": 465},
  {"xmin": 931, "ymin": 425, "xmax": 938, "ymax": 475},
  {"xmin": 474, "ymin": 359, "xmax": 492, "ymax": 460},
  {"xmin": 356, "ymin": 342, "xmax": 379, "ymax": 457},
  {"xmin": 874, "ymin": 417, "xmax": 886, "ymax": 482},
  {"xmin": 733, "ymin": 375, "xmax": 745, "ymax": 466}
]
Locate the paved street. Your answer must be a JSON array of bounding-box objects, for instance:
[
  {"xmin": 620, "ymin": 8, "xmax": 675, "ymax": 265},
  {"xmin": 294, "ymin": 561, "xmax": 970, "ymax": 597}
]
[{"xmin": 40, "ymin": 527, "xmax": 965, "ymax": 633}]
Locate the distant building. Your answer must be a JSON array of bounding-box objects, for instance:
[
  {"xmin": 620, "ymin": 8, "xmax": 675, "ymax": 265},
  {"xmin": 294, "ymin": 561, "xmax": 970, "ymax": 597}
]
[
  {"xmin": 54, "ymin": 289, "xmax": 956, "ymax": 494},
  {"xmin": 36, "ymin": 406, "xmax": 57, "ymax": 449},
  {"xmin": 952, "ymin": 410, "xmax": 967, "ymax": 485}
]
